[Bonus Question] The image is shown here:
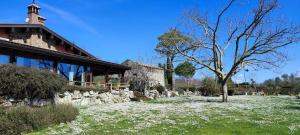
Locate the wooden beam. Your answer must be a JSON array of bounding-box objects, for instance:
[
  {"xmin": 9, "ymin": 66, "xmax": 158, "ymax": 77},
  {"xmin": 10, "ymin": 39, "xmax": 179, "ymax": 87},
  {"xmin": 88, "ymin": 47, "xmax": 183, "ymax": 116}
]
[{"xmin": 89, "ymin": 66, "xmax": 93, "ymax": 82}]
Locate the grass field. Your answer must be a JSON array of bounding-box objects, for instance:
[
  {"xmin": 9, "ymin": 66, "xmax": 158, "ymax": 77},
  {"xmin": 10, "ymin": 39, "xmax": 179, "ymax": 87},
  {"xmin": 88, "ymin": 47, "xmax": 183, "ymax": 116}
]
[{"xmin": 27, "ymin": 96, "xmax": 300, "ymax": 135}]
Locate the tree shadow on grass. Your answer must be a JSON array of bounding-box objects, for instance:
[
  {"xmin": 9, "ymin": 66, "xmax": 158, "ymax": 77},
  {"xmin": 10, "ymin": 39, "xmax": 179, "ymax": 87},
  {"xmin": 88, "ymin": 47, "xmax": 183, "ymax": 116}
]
[{"xmin": 286, "ymin": 105, "xmax": 300, "ymax": 110}]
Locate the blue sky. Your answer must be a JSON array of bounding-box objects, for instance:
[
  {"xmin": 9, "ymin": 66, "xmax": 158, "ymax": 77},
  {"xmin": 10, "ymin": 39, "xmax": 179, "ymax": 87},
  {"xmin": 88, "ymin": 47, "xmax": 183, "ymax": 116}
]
[{"xmin": 0, "ymin": 0, "xmax": 299, "ymax": 83}]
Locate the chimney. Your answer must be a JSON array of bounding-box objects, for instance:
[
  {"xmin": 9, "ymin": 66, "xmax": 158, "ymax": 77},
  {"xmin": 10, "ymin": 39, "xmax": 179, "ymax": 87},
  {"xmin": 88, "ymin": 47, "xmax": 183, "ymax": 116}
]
[{"xmin": 27, "ymin": 0, "xmax": 46, "ymax": 25}]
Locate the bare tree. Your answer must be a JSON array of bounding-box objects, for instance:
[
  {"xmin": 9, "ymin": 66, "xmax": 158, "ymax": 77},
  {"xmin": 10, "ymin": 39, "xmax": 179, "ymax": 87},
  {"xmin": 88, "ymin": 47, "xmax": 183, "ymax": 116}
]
[
  {"xmin": 175, "ymin": 0, "xmax": 300, "ymax": 102},
  {"xmin": 123, "ymin": 60, "xmax": 152, "ymax": 94}
]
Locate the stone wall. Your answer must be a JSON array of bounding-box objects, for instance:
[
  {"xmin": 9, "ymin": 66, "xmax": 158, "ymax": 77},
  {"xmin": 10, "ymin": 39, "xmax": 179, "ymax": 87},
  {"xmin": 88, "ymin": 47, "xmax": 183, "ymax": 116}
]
[
  {"xmin": 122, "ymin": 60, "xmax": 165, "ymax": 87},
  {"xmin": 55, "ymin": 90, "xmax": 134, "ymax": 106},
  {"xmin": 0, "ymin": 90, "xmax": 134, "ymax": 107}
]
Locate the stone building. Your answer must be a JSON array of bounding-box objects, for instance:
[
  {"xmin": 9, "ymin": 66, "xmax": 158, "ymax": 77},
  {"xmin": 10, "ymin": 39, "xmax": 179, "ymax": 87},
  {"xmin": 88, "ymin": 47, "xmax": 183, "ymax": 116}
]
[
  {"xmin": 0, "ymin": 1, "xmax": 130, "ymax": 86},
  {"xmin": 122, "ymin": 60, "xmax": 165, "ymax": 87}
]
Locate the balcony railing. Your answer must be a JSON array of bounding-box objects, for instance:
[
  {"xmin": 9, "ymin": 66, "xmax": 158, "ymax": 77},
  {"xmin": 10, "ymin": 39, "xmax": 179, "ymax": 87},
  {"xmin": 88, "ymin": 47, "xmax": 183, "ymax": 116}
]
[{"xmin": 68, "ymin": 81, "xmax": 129, "ymax": 90}]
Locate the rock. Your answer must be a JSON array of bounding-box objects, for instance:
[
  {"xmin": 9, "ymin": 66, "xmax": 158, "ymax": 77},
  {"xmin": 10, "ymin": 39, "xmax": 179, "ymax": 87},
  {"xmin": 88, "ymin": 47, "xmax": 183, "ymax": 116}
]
[
  {"xmin": 194, "ymin": 91, "xmax": 200, "ymax": 96},
  {"xmin": 31, "ymin": 99, "xmax": 52, "ymax": 107},
  {"xmin": 55, "ymin": 92, "xmax": 72, "ymax": 104},
  {"xmin": 89, "ymin": 90, "xmax": 95, "ymax": 95},
  {"xmin": 83, "ymin": 92, "xmax": 90, "ymax": 97},
  {"xmin": 186, "ymin": 91, "xmax": 193, "ymax": 96},
  {"xmin": 153, "ymin": 91, "xmax": 160, "ymax": 99},
  {"xmin": 1, "ymin": 101, "xmax": 12, "ymax": 107},
  {"xmin": 171, "ymin": 91, "xmax": 179, "ymax": 97},
  {"xmin": 64, "ymin": 91, "xmax": 71, "ymax": 96},
  {"xmin": 127, "ymin": 91, "xmax": 135, "ymax": 98},
  {"xmin": 164, "ymin": 91, "xmax": 172, "ymax": 97},
  {"xmin": 16, "ymin": 101, "xmax": 26, "ymax": 106},
  {"xmin": 72, "ymin": 90, "xmax": 82, "ymax": 99},
  {"xmin": 111, "ymin": 90, "xmax": 120, "ymax": 95},
  {"xmin": 145, "ymin": 90, "xmax": 160, "ymax": 99},
  {"xmin": 79, "ymin": 98, "xmax": 90, "ymax": 106},
  {"xmin": 183, "ymin": 91, "xmax": 187, "ymax": 96},
  {"xmin": 9, "ymin": 98, "xmax": 15, "ymax": 102},
  {"xmin": 98, "ymin": 92, "xmax": 114, "ymax": 103}
]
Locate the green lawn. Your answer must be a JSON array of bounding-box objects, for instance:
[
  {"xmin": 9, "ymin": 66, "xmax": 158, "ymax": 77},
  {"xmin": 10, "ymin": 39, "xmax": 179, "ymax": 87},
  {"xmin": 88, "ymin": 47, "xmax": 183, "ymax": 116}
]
[{"xmin": 27, "ymin": 96, "xmax": 300, "ymax": 135}]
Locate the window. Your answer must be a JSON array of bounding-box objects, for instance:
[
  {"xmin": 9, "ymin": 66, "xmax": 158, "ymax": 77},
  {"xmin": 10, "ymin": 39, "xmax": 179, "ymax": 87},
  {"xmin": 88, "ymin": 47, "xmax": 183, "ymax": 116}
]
[
  {"xmin": 57, "ymin": 63, "xmax": 85, "ymax": 83},
  {"xmin": 86, "ymin": 67, "xmax": 91, "ymax": 82},
  {"xmin": 39, "ymin": 60, "xmax": 53, "ymax": 70},
  {"xmin": 16, "ymin": 57, "xmax": 53, "ymax": 70},
  {"xmin": 0, "ymin": 54, "xmax": 9, "ymax": 64},
  {"xmin": 71, "ymin": 64, "xmax": 84, "ymax": 82},
  {"xmin": 58, "ymin": 63, "xmax": 71, "ymax": 80}
]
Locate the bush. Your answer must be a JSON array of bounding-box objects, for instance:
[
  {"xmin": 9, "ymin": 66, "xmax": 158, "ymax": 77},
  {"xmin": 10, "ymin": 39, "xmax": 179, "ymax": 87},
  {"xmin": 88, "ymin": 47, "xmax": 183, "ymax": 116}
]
[
  {"xmin": 228, "ymin": 89, "xmax": 235, "ymax": 96},
  {"xmin": 200, "ymin": 77, "xmax": 220, "ymax": 96},
  {"xmin": 0, "ymin": 64, "xmax": 66, "ymax": 100},
  {"xmin": 177, "ymin": 86, "xmax": 197, "ymax": 92},
  {"xmin": 129, "ymin": 79, "xmax": 149, "ymax": 93},
  {"xmin": 0, "ymin": 104, "xmax": 78, "ymax": 135},
  {"xmin": 155, "ymin": 84, "xmax": 165, "ymax": 94}
]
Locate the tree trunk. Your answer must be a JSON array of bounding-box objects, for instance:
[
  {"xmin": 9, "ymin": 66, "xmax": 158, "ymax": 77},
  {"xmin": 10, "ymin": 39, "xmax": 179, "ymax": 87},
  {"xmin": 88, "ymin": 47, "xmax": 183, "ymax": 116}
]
[
  {"xmin": 171, "ymin": 71, "xmax": 175, "ymax": 91},
  {"xmin": 221, "ymin": 82, "xmax": 228, "ymax": 102},
  {"xmin": 170, "ymin": 59, "xmax": 175, "ymax": 91}
]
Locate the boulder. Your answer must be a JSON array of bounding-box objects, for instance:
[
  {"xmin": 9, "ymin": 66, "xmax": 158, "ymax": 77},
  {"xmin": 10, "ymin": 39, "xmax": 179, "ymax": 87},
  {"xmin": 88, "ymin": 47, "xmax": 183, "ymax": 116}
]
[
  {"xmin": 1, "ymin": 101, "xmax": 12, "ymax": 107},
  {"xmin": 164, "ymin": 91, "xmax": 172, "ymax": 97},
  {"xmin": 145, "ymin": 90, "xmax": 160, "ymax": 99},
  {"xmin": 98, "ymin": 92, "xmax": 114, "ymax": 103},
  {"xmin": 127, "ymin": 91, "xmax": 135, "ymax": 98},
  {"xmin": 31, "ymin": 99, "xmax": 52, "ymax": 107},
  {"xmin": 55, "ymin": 92, "xmax": 72, "ymax": 104},
  {"xmin": 83, "ymin": 92, "xmax": 90, "ymax": 97},
  {"xmin": 171, "ymin": 91, "xmax": 179, "ymax": 97},
  {"xmin": 72, "ymin": 90, "xmax": 82, "ymax": 99},
  {"xmin": 89, "ymin": 90, "xmax": 95, "ymax": 95},
  {"xmin": 79, "ymin": 98, "xmax": 90, "ymax": 106},
  {"xmin": 186, "ymin": 91, "xmax": 194, "ymax": 96}
]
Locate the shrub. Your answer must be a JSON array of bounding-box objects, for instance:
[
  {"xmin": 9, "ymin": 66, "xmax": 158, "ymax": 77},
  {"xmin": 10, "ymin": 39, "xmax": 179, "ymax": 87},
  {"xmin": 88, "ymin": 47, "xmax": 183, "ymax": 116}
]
[
  {"xmin": 129, "ymin": 79, "xmax": 149, "ymax": 93},
  {"xmin": 0, "ymin": 64, "xmax": 66, "ymax": 100},
  {"xmin": 200, "ymin": 77, "xmax": 220, "ymax": 96},
  {"xmin": 0, "ymin": 104, "xmax": 78, "ymax": 135},
  {"xmin": 176, "ymin": 88, "xmax": 185, "ymax": 95},
  {"xmin": 228, "ymin": 89, "xmax": 235, "ymax": 96},
  {"xmin": 177, "ymin": 86, "xmax": 197, "ymax": 92},
  {"xmin": 155, "ymin": 84, "xmax": 165, "ymax": 94}
]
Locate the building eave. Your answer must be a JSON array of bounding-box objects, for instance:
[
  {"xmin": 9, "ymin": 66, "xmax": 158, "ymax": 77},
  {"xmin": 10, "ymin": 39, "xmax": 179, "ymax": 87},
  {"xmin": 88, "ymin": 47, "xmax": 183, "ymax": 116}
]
[
  {"xmin": 0, "ymin": 39, "xmax": 130, "ymax": 73},
  {"xmin": 0, "ymin": 23, "xmax": 97, "ymax": 59}
]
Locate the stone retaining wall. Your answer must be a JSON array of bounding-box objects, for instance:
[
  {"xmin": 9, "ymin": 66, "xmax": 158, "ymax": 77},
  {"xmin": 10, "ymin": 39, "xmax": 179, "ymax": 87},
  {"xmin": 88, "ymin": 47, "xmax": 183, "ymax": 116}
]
[
  {"xmin": 0, "ymin": 90, "xmax": 134, "ymax": 107},
  {"xmin": 55, "ymin": 90, "xmax": 134, "ymax": 106}
]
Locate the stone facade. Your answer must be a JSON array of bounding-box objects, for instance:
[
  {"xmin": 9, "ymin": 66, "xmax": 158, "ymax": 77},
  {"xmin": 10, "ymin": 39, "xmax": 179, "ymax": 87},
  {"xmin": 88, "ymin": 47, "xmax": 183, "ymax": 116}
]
[
  {"xmin": 122, "ymin": 60, "xmax": 165, "ymax": 87},
  {"xmin": 10, "ymin": 30, "xmax": 57, "ymax": 51}
]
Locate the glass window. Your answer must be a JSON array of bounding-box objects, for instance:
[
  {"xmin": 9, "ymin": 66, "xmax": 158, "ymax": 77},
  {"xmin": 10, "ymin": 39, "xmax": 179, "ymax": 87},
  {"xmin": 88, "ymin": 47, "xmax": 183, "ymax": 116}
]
[
  {"xmin": 86, "ymin": 67, "xmax": 91, "ymax": 82},
  {"xmin": 39, "ymin": 60, "xmax": 53, "ymax": 70},
  {"xmin": 71, "ymin": 65, "xmax": 84, "ymax": 82},
  {"xmin": 58, "ymin": 63, "xmax": 71, "ymax": 80},
  {"xmin": 0, "ymin": 54, "xmax": 9, "ymax": 64},
  {"xmin": 16, "ymin": 57, "xmax": 53, "ymax": 70},
  {"xmin": 17, "ymin": 57, "xmax": 34, "ymax": 68}
]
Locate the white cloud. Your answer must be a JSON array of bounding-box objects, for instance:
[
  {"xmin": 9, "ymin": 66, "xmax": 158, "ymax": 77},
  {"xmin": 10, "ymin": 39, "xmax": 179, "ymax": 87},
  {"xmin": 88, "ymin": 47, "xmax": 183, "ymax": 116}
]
[{"xmin": 39, "ymin": 2, "xmax": 101, "ymax": 37}]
